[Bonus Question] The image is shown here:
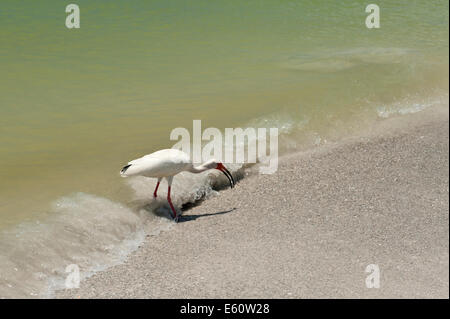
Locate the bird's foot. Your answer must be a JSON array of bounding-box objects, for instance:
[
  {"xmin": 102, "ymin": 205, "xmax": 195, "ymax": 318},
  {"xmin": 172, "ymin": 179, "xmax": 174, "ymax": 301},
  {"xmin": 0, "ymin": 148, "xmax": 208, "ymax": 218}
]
[{"xmin": 173, "ymin": 215, "xmax": 180, "ymax": 223}]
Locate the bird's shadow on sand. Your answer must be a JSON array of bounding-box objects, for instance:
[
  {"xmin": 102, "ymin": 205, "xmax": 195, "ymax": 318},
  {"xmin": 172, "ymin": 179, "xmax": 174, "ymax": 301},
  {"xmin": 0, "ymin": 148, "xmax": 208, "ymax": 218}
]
[
  {"xmin": 140, "ymin": 200, "xmax": 237, "ymax": 223},
  {"xmin": 177, "ymin": 208, "xmax": 237, "ymax": 223}
]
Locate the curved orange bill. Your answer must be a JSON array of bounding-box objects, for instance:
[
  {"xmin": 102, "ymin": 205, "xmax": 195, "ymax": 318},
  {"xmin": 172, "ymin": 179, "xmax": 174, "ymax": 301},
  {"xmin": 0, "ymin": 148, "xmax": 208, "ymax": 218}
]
[{"xmin": 217, "ymin": 163, "xmax": 235, "ymax": 188}]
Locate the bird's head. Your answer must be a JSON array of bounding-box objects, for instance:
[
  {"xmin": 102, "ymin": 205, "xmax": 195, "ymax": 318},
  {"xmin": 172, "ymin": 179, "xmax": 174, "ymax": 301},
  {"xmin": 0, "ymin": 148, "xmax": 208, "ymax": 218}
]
[{"xmin": 203, "ymin": 159, "xmax": 235, "ymax": 188}]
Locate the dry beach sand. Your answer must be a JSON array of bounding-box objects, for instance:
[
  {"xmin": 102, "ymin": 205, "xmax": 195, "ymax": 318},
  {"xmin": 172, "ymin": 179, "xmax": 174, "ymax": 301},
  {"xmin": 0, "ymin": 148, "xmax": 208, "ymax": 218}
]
[{"xmin": 57, "ymin": 105, "xmax": 449, "ymax": 299}]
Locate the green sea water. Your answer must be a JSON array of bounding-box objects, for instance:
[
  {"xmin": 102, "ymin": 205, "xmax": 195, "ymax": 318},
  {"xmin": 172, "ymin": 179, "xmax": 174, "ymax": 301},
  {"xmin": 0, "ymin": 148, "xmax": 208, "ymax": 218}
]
[{"xmin": 0, "ymin": 1, "xmax": 448, "ymax": 226}]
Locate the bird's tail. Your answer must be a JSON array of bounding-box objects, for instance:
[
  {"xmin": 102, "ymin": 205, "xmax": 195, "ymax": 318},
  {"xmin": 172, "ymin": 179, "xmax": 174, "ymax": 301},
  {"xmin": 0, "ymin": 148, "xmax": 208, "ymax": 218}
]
[{"xmin": 120, "ymin": 164, "xmax": 132, "ymax": 177}]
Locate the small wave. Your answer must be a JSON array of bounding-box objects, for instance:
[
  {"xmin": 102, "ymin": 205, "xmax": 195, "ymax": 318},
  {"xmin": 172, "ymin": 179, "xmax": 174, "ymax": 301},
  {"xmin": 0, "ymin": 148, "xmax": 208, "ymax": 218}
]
[
  {"xmin": 281, "ymin": 47, "xmax": 415, "ymax": 73},
  {"xmin": 376, "ymin": 94, "xmax": 448, "ymax": 118},
  {"xmin": 0, "ymin": 193, "xmax": 145, "ymax": 298}
]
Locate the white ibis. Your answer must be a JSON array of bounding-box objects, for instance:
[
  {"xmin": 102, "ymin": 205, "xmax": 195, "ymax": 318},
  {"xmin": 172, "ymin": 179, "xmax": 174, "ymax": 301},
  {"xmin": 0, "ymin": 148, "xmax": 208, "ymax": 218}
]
[{"xmin": 120, "ymin": 149, "xmax": 235, "ymax": 222}]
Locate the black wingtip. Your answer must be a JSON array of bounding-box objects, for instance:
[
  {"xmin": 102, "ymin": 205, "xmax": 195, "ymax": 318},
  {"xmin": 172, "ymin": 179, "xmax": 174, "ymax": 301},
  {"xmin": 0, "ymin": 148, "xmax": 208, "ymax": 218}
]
[{"xmin": 120, "ymin": 164, "xmax": 132, "ymax": 174}]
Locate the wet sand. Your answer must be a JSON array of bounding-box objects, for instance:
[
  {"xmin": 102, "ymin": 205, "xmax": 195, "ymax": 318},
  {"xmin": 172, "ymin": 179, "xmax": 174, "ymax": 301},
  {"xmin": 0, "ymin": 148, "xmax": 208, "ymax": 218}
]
[{"xmin": 57, "ymin": 106, "xmax": 449, "ymax": 299}]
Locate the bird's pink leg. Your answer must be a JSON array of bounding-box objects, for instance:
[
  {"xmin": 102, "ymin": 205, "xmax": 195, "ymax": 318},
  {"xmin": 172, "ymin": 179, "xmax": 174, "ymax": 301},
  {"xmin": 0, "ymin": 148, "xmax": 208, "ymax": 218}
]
[
  {"xmin": 153, "ymin": 180, "xmax": 161, "ymax": 198},
  {"xmin": 167, "ymin": 186, "xmax": 177, "ymax": 220}
]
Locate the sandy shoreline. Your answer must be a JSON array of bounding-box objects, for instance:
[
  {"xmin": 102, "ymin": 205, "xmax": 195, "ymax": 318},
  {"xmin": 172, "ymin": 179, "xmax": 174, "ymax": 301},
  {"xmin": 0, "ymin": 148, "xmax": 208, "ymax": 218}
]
[{"xmin": 57, "ymin": 106, "xmax": 449, "ymax": 299}]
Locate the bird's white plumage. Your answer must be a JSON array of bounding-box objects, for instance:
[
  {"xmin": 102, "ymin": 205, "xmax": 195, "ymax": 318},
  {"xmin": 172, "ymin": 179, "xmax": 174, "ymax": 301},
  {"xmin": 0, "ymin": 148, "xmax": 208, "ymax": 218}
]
[
  {"xmin": 120, "ymin": 148, "xmax": 234, "ymax": 221},
  {"xmin": 121, "ymin": 149, "xmax": 192, "ymax": 178}
]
